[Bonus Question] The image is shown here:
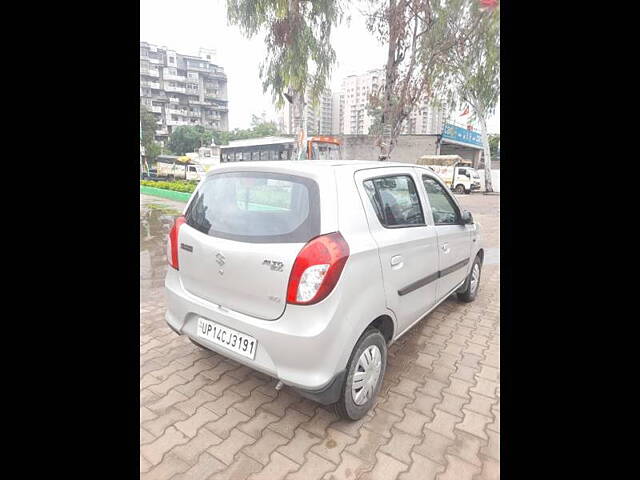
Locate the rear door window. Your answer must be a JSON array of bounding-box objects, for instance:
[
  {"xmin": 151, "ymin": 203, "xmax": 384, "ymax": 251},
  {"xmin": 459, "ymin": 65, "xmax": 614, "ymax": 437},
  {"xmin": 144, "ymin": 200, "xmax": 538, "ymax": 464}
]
[
  {"xmin": 185, "ymin": 171, "xmax": 320, "ymax": 243},
  {"xmin": 422, "ymin": 176, "xmax": 461, "ymax": 225}
]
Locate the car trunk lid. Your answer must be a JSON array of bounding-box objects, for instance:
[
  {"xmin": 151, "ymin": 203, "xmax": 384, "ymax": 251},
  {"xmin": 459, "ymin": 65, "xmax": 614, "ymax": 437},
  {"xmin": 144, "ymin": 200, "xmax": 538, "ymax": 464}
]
[{"xmin": 177, "ymin": 170, "xmax": 321, "ymax": 320}]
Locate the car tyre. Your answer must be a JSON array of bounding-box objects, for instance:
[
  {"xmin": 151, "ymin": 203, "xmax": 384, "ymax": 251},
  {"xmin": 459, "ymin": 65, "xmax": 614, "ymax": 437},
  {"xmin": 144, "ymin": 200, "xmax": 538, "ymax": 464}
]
[
  {"xmin": 455, "ymin": 184, "xmax": 466, "ymax": 194},
  {"xmin": 334, "ymin": 328, "xmax": 387, "ymax": 421},
  {"xmin": 457, "ymin": 254, "xmax": 482, "ymax": 302}
]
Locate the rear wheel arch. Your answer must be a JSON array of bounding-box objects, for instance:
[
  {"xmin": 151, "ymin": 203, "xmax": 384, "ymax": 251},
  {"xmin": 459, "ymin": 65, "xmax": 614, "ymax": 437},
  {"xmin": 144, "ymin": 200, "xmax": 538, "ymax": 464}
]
[
  {"xmin": 337, "ymin": 311, "xmax": 396, "ymax": 377},
  {"xmin": 367, "ymin": 314, "xmax": 395, "ymax": 345}
]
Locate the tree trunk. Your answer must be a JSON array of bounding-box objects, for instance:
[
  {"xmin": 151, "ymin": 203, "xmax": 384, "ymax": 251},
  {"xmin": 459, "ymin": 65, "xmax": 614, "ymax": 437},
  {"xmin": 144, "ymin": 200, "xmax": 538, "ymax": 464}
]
[
  {"xmin": 287, "ymin": 0, "xmax": 307, "ymax": 160},
  {"xmin": 479, "ymin": 115, "xmax": 493, "ymax": 193},
  {"xmin": 300, "ymin": 92, "xmax": 308, "ymax": 159},
  {"xmin": 377, "ymin": 0, "xmax": 399, "ymax": 161},
  {"xmin": 291, "ymin": 89, "xmax": 307, "ymax": 160}
]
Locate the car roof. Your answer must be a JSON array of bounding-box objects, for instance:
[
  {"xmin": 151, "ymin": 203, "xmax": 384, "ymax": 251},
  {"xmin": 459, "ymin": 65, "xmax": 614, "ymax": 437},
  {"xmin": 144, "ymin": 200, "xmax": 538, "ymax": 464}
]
[{"xmin": 208, "ymin": 160, "xmax": 431, "ymax": 176}]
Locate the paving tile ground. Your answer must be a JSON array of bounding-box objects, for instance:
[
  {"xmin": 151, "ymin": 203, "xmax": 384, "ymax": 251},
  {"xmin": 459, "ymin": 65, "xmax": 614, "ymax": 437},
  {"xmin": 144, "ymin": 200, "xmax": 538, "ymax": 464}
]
[{"xmin": 140, "ymin": 192, "xmax": 500, "ymax": 479}]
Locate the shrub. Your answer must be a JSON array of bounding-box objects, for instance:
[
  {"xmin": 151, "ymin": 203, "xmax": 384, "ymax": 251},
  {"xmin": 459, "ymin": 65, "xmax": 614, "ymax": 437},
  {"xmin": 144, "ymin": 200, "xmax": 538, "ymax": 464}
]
[{"xmin": 140, "ymin": 179, "xmax": 197, "ymax": 193}]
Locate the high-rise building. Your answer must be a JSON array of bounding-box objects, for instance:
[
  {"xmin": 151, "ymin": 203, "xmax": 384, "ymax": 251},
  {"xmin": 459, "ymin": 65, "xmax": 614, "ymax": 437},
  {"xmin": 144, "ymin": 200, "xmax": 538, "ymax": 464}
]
[
  {"xmin": 278, "ymin": 90, "xmax": 333, "ymax": 136},
  {"xmin": 402, "ymin": 99, "xmax": 447, "ymax": 135},
  {"xmin": 339, "ymin": 69, "xmax": 384, "ymax": 135},
  {"xmin": 335, "ymin": 68, "xmax": 448, "ymax": 136},
  {"xmin": 139, "ymin": 42, "xmax": 229, "ymax": 144},
  {"xmin": 331, "ymin": 92, "xmax": 342, "ymax": 135}
]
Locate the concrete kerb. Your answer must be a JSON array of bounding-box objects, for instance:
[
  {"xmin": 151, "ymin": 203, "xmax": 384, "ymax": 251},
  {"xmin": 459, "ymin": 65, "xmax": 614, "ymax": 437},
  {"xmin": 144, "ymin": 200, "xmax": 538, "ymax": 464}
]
[{"xmin": 140, "ymin": 185, "xmax": 192, "ymax": 203}]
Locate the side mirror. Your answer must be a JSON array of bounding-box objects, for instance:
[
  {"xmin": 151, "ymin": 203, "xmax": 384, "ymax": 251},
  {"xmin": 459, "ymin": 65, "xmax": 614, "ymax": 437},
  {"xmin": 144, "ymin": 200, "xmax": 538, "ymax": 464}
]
[{"xmin": 461, "ymin": 210, "xmax": 474, "ymax": 224}]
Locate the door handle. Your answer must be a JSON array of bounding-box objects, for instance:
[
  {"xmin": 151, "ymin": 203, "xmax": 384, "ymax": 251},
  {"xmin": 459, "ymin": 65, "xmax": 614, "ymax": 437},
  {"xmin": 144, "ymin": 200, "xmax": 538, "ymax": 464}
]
[
  {"xmin": 441, "ymin": 243, "xmax": 450, "ymax": 254},
  {"xmin": 390, "ymin": 255, "xmax": 403, "ymax": 267}
]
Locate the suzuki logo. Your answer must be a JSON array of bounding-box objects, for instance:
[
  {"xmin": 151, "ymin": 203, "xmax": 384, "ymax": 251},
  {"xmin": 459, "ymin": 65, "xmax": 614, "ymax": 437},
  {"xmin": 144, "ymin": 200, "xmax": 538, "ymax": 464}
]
[{"xmin": 216, "ymin": 252, "xmax": 226, "ymax": 266}]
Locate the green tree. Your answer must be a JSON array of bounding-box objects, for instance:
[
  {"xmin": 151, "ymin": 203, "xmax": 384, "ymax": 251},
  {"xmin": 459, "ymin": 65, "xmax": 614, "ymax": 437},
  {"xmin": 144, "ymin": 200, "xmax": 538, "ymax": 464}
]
[
  {"xmin": 211, "ymin": 130, "xmax": 230, "ymax": 146},
  {"xmin": 227, "ymin": 0, "xmax": 344, "ymax": 158},
  {"xmin": 489, "ymin": 133, "xmax": 500, "ymax": 161},
  {"xmin": 448, "ymin": 0, "xmax": 500, "ymax": 191},
  {"xmin": 250, "ymin": 114, "xmax": 279, "ymax": 137},
  {"xmin": 166, "ymin": 115, "xmax": 281, "ymax": 152},
  {"xmin": 145, "ymin": 143, "xmax": 162, "ymax": 163},
  {"xmin": 140, "ymin": 105, "xmax": 164, "ymax": 176},
  {"xmin": 212, "ymin": 115, "xmax": 281, "ymax": 146},
  {"xmin": 167, "ymin": 125, "xmax": 214, "ymax": 155},
  {"xmin": 364, "ymin": 0, "xmax": 484, "ymax": 160},
  {"xmin": 140, "ymin": 105, "xmax": 158, "ymax": 149}
]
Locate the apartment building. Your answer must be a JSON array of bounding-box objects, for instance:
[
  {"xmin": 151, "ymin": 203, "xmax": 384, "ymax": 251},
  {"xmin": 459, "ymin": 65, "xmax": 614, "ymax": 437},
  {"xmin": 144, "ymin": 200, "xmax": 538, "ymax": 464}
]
[
  {"xmin": 402, "ymin": 99, "xmax": 447, "ymax": 135},
  {"xmin": 140, "ymin": 42, "xmax": 229, "ymax": 143},
  {"xmin": 339, "ymin": 69, "xmax": 384, "ymax": 135},
  {"xmin": 331, "ymin": 92, "xmax": 342, "ymax": 135},
  {"xmin": 278, "ymin": 89, "xmax": 333, "ymax": 136},
  {"xmin": 334, "ymin": 68, "xmax": 450, "ymax": 136}
]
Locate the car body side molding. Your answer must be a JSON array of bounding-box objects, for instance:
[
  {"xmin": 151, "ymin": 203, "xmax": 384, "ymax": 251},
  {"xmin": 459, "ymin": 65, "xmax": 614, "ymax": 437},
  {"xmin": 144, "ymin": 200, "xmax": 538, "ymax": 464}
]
[{"xmin": 397, "ymin": 258, "xmax": 469, "ymax": 296}]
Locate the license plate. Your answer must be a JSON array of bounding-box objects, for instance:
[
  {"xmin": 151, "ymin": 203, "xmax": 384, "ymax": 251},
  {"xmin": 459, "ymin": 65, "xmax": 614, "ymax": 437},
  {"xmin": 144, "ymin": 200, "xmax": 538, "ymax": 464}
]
[{"xmin": 196, "ymin": 318, "xmax": 257, "ymax": 360}]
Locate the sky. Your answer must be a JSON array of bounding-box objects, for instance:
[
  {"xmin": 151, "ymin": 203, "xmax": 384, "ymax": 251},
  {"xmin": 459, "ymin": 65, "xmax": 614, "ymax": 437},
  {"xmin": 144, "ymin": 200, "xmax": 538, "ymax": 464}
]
[{"xmin": 140, "ymin": 0, "xmax": 499, "ymax": 133}]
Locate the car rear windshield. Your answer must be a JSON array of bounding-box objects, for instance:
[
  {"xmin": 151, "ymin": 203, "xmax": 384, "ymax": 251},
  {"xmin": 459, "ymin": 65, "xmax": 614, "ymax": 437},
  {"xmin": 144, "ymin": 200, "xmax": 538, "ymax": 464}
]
[{"xmin": 184, "ymin": 171, "xmax": 320, "ymax": 243}]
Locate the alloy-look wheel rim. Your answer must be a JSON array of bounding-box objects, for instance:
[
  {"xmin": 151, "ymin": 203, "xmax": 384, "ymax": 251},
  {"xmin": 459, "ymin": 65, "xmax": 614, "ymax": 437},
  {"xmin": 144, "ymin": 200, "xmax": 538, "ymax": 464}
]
[
  {"xmin": 470, "ymin": 263, "xmax": 480, "ymax": 294},
  {"xmin": 351, "ymin": 345, "xmax": 382, "ymax": 405}
]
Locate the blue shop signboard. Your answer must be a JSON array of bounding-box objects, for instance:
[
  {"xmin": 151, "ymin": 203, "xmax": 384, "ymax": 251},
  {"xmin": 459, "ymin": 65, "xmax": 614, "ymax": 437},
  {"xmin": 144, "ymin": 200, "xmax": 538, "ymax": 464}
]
[{"xmin": 442, "ymin": 123, "xmax": 483, "ymax": 147}]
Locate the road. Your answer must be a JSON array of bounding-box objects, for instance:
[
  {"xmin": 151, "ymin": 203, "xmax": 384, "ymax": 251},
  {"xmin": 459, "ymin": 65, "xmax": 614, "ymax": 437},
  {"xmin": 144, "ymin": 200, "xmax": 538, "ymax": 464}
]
[{"xmin": 140, "ymin": 192, "xmax": 500, "ymax": 480}]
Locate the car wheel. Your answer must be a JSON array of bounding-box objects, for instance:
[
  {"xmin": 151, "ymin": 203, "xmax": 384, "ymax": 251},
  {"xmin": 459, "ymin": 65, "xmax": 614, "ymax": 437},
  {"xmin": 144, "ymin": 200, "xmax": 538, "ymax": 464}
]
[
  {"xmin": 457, "ymin": 255, "xmax": 482, "ymax": 302},
  {"xmin": 455, "ymin": 184, "xmax": 465, "ymax": 194},
  {"xmin": 334, "ymin": 328, "xmax": 387, "ymax": 421}
]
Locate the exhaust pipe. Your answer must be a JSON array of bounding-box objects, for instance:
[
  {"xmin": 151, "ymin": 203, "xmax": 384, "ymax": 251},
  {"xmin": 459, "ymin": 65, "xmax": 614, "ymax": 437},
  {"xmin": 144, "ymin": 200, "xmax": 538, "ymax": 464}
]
[{"xmin": 275, "ymin": 380, "xmax": 284, "ymax": 391}]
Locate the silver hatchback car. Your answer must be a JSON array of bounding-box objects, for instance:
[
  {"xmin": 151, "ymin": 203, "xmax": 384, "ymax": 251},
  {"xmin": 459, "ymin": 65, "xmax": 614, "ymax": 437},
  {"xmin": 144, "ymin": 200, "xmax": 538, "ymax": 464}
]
[{"xmin": 165, "ymin": 160, "xmax": 483, "ymax": 420}]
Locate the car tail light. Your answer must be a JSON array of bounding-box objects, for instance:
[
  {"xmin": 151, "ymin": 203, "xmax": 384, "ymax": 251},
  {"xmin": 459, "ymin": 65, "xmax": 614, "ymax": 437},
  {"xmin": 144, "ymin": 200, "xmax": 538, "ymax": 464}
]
[
  {"xmin": 287, "ymin": 232, "xmax": 350, "ymax": 305},
  {"xmin": 167, "ymin": 215, "xmax": 186, "ymax": 270}
]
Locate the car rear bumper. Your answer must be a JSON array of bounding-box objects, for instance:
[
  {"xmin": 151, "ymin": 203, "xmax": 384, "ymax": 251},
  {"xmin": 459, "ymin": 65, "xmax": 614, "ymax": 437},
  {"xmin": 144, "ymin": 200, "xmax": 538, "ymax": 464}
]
[{"xmin": 164, "ymin": 268, "xmax": 349, "ymax": 403}]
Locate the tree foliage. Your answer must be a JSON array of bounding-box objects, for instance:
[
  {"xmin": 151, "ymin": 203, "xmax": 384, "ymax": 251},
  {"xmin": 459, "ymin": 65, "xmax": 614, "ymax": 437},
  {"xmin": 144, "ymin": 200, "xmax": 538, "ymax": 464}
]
[
  {"xmin": 250, "ymin": 113, "xmax": 280, "ymax": 137},
  {"xmin": 489, "ymin": 133, "xmax": 500, "ymax": 160},
  {"xmin": 145, "ymin": 142, "xmax": 162, "ymax": 162},
  {"xmin": 364, "ymin": 0, "xmax": 484, "ymax": 160},
  {"xmin": 140, "ymin": 105, "xmax": 163, "ymax": 168},
  {"xmin": 167, "ymin": 118, "xmax": 280, "ymax": 154},
  {"xmin": 140, "ymin": 105, "xmax": 158, "ymax": 149},
  {"xmin": 227, "ymin": 0, "xmax": 344, "ymax": 107},
  {"xmin": 447, "ymin": 0, "xmax": 499, "ymax": 189},
  {"xmin": 227, "ymin": 0, "xmax": 344, "ymax": 158},
  {"xmin": 448, "ymin": 2, "xmax": 499, "ymax": 121},
  {"xmin": 167, "ymin": 126, "xmax": 214, "ymax": 155}
]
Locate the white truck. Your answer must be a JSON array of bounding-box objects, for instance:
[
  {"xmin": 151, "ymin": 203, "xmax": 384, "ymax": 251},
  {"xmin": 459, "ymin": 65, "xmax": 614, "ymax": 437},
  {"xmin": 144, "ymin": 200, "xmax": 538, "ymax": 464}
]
[
  {"xmin": 417, "ymin": 155, "xmax": 481, "ymax": 194},
  {"xmin": 185, "ymin": 146, "xmax": 221, "ymax": 172},
  {"xmin": 155, "ymin": 155, "xmax": 206, "ymax": 181}
]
